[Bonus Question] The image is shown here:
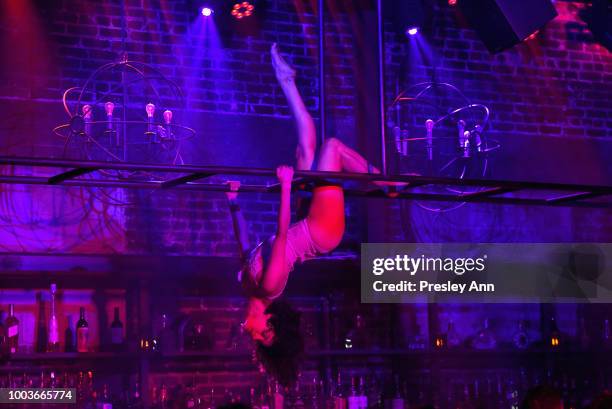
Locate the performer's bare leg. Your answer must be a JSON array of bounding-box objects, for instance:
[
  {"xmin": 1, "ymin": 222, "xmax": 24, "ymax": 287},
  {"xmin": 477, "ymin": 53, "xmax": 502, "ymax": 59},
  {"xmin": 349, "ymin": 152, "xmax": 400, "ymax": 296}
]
[{"xmin": 272, "ymin": 43, "xmax": 316, "ymax": 171}]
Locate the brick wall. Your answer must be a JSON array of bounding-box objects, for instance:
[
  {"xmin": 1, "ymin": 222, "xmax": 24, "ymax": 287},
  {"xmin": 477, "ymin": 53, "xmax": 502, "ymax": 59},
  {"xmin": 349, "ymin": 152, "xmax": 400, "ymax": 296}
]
[{"xmin": 0, "ymin": 0, "xmax": 610, "ymax": 254}]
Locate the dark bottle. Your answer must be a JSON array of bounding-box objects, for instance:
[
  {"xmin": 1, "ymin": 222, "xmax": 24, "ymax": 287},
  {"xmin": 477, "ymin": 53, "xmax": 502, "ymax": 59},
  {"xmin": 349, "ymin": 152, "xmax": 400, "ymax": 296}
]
[
  {"xmin": 76, "ymin": 307, "xmax": 89, "ymax": 353},
  {"xmin": 0, "ymin": 310, "xmax": 6, "ymax": 358},
  {"xmin": 110, "ymin": 307, "xmax": 124, "ymax": 348},
  {"xmin": 65, "ymin": 315, "xmax": 76, "ymax": 352},
  {"xmin": 36, "ymin": 296, "xmax": 47, "ymax": 353},
  {"xmin": 6, "ymin": 304, "xmax": 19, "ymax": 354}
]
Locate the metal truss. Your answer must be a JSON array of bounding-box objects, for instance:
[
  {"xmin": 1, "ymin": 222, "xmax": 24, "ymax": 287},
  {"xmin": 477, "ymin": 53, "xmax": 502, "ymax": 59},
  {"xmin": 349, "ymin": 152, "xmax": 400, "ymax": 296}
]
[{"xmin": 0, "ymin": 156, "xmax": 611, "ymax": 208}]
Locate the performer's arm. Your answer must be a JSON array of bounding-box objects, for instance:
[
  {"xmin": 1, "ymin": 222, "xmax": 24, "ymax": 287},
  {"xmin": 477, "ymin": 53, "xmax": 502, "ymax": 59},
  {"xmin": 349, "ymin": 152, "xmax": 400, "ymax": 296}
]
[
  {"xmin": 260, "ymin": 166, "xmax": 293, "ymax": 295},
  {"xmin": 226, "ymin": 181, "xmax": 250, "ymax": 262}
]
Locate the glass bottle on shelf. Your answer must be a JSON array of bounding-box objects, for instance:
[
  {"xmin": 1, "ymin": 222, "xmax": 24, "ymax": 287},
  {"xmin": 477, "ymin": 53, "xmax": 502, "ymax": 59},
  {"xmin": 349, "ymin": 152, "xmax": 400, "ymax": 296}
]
[
  {"xmin": 513, "ymin": 320, "xmax": 530, "ymax": 349},
  {"xmin": 6, "ymin": 304, "xmax": 19, "ymax": 354},
  {"xmin": 386, "ymin": 375, "xmax": 404, "ymax": 409},
  {"xmin": 272, "ymin": 382, "xmax": 284, "ymax": 409},
  {"xmin": 347, "ymin": 376, "xmax": 359, "ymax": 409},
  {"xmin": 0, "ymin": 310, "xmax": 6, "ymax": 358},
  {"xmin": 357, "ymin": 376, "xmax": 368, "ymax": 409},
  {"xmin": 408, "ymin": 323, "xmax": 427, "ymax": 351},
  {"xmin": 76, "ymin": 307, "xmax": 89, "ymax": 353},
  {"xmin": 48, "ymin": 284, "xmax": 60, "ymax": 352},
  {"xmin": 344, "ymin": 314, "xmax": 368, "ymax": 349},
  {"xmin": 332, "ymin": 373, "xmax": 346, "ymax": 409},
  {"xmin": 110, "ymin": 307, "xmax": 124, "ymax": 351},
  {"xmin": 471, "ymin": 318, "xmax": 496, "ymax": 350},
  {"xmin": 36, "ymin": 296, "xmax": 47, "ymax": 353},
  {"xmin": 65, "ymin": 315, "xmax": 76, "ymax": 352},
  {"xmin": 447, "ymin": 320, "xmax": 461, "ymax": 348},
  {"xmin": 159, "ymin": 314, "xmax": 176, "ymax": 353}
]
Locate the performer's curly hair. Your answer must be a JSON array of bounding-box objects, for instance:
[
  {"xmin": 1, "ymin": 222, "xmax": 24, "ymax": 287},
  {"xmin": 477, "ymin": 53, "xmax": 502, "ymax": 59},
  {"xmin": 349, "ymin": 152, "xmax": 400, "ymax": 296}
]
[{"xmin": 255, "ymin": 299, "xmax": 303, "ymax": 386}]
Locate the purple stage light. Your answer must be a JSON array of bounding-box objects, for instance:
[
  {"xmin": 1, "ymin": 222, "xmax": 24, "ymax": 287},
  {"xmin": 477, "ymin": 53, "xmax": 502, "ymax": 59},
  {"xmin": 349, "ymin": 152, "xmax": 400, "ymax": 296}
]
[
  {"xmin": 406, "ymin": 27, "xmax": 419, "ymax": 36},
  {"xmin": 201, "ymin": 7, "xmax": 213, "ymax": 17}
]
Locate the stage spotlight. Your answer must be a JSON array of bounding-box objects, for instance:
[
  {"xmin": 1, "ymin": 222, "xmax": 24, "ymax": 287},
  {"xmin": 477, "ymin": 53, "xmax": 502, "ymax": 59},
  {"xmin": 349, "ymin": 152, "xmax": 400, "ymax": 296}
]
[
  {"xmin": 525, "ymin": 30, "xmax": 539, "ymax": 40},
  {"xmin": 448, "ymin": 0, "xmax": 457, "ymax": 5},
  {"xmin": 200, "ymin": 6, "xmax": 213, "ymax": 17},
  {"xmin": 406, "ymin": 27, "xmax": 419, "ymax": 36},
  {"xmin": 231, "ymin": 1, "xmax": 255, "ymax": 19}
]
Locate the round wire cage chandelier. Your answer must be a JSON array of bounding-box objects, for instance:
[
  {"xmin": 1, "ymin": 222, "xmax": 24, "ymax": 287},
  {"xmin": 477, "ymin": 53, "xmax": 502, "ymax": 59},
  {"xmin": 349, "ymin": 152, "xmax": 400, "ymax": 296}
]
[
  {"xmin": 387, "ymin": 82, "xmax": 499, "ymax": 213},
  {"xmin": 53, "ymin": 57, "xmax": 196, "ymax": 205}
]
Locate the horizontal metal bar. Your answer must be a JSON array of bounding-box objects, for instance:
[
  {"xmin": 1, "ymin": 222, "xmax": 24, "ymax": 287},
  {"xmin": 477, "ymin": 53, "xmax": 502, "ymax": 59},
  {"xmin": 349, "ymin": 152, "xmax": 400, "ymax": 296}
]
[
  {"xmin": 0, "ymin": 174, "xmax": 610, "ymax": 208},
  {"xmin": 459, "ymin": 187, "xmax": 519, "ymax": 199},
  {"xmin": 546, "ymin": 191, "xmax": 605, "ymax": 204},
  {"xmin": 160, "ymin": 172, "xmax": 215, "ymax": 189},
  {"xmin": 1, "ymin": 156, "xmax": 611, "ymax": 194},
  {"xmin": 48, "ymin": 167, "xmax": 97, "ymax": 184}
]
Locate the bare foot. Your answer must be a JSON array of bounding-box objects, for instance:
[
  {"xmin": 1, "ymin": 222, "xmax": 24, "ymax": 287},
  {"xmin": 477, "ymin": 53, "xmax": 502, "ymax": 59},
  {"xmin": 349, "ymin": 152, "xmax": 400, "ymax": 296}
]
[{"xmin": 271, "ymin": 43, "xmax": 296, "ymax": 83}]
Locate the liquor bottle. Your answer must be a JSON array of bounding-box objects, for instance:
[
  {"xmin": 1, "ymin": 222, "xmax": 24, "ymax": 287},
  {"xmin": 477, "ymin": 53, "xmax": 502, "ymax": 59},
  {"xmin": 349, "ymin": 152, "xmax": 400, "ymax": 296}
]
[
  {"xmin": 357, "ymin": 377, "xmax": 368, "ymax": 409},
  {"xmin": 408, "ymin": 323, "xmax": 427, "ymax": 351},
  {"xmin": 65, "ymin": 315, "xmax": 76, "ymax": 352},
  {"xmin": 48, "ymin": 283, "xmax": 60, "ymax": 352},
  {"xmin": 513, "ymin": 320, "xmax": 530, "ymax": 349},
  {"xmin": 471, "ymin": 318, "xmax": 496, "ymax": 350},
  {"xmin": 332, "ymin": 373, "xmax": 346, "ymax": 409},
  {"xmin": 99, "ymin": 383, "xmax": 113, "ymax": 409},
  {"xmin": 272, "ymin": 382, "xmax": 284, "ymax": 409},
  {"xmin": 447, "ymin": 320, "xmax": 461, "ymax": 348},
  {"xmin": 36, "ymin": 296, "xmax": 48, "ymax": 353},
  {"xmin": 344, "ymin": 314, "xmax": 367, "ymax": 350},
  {"xmin": 159, "ymin": 313, "xmax": 175, "ymax": 353},
  {"xmin": 6, "ymin": 304, "xmax": 19, "ymax": 354},
  {"xmin": 110, "ymin": 307, "xmax": 124, "ymax": 349},
  {"xmin": 160, "ymin": 383, "xmax": 169, "ymax": 409},
  {"xmin": 0, "ymin": 310, "xmax": 6, "ymax": 358},
  {"xmin": 77, "ymin": 307, "xmax": 89, "ymax": 353},
  {"xmin": 386, "ymin": 375, "xmax": 404, "ymax": 409},
  {"xmin": 129, "ymin": 381, "xmax": 143, "ymax": 409},
  {"xmin": 347, "ymin": 376, "xmax": 359, "ymax": 409}
]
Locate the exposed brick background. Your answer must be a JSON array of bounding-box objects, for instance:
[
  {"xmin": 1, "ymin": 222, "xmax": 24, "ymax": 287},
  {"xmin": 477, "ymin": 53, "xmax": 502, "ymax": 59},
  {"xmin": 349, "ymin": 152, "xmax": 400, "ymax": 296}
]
[{"xmin": 0, "ymin": 0, "xmax": 611, "ymax": 405}]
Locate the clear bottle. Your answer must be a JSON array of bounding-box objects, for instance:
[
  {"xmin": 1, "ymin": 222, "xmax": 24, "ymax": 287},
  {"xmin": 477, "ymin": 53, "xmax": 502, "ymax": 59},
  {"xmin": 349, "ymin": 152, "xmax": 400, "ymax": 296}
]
[
  {"xmin": 6, "ymin": 304, "xmax": 19, "ymax": 354},
  {"xmin": 76, "ymin": 307, "xmax": 89, "ymax": 353},
  {"xmin": 471, "ymin": 318, "xmax": 496, "ymax": 350},
  {"xmin": 48, "ymin": 284, "xmax": 60, "ymax": 352}
]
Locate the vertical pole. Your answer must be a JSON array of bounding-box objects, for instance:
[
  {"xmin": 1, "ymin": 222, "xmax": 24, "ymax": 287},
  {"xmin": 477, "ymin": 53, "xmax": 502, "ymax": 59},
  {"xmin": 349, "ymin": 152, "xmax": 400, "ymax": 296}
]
[
  {"xmin": 318, "ymin": 0, "xmax": 326, "ymax": 143},
  {"xmin": 376, "ymin": 0, "xmax": 387, "ymax": 174}
]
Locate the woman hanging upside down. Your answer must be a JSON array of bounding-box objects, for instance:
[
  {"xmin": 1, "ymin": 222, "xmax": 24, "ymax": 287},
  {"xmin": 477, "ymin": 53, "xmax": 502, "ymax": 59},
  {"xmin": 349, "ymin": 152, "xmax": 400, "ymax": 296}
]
[{"xmin": 225, "ymin": 43, "xmax": 387, "ymax": 386}]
